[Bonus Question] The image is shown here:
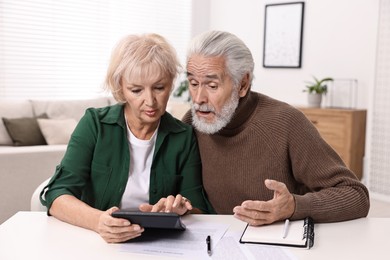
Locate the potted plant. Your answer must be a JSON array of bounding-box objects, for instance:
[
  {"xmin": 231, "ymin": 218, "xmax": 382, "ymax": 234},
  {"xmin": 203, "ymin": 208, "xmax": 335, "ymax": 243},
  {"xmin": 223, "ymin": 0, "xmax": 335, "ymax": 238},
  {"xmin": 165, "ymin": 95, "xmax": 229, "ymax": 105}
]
[
  {"xmin": 173, "ymin": 79, "xmax": 190, "ymax": 102},
  {"xmin": 168, "ymin": 79, "xmax": 191, "ymax": 119},
  {"xmin": 303, "ymin": 76, "xmax": 333, "ymax": 107}
]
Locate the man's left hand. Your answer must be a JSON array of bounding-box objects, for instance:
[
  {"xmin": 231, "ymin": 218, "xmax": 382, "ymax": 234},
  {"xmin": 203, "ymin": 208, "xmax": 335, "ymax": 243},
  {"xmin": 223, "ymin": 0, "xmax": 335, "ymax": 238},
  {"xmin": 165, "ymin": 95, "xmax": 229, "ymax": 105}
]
[{"xmin": 233, "ymin": 179, "xmax": 295, "ymax": 226}]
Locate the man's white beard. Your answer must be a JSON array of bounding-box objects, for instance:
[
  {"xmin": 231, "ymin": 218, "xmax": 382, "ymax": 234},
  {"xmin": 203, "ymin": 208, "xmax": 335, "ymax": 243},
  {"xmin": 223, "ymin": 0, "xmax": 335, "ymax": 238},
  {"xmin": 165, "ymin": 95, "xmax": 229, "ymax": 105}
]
[{"xmin": 191, "ymin": 90, "xmax": 240, "ymax": 134}]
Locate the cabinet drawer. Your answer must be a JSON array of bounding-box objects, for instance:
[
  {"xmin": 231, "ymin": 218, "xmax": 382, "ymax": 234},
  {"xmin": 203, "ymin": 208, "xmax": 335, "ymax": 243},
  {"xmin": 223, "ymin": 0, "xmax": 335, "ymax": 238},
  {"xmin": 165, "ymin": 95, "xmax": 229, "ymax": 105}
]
[
  {"xmin": 297, "ymin": 107, "xmax": 367, "ymax": 179},
  {"xmin": 304, "ymin": 114, "xmax": 346, "ymax": 148}
]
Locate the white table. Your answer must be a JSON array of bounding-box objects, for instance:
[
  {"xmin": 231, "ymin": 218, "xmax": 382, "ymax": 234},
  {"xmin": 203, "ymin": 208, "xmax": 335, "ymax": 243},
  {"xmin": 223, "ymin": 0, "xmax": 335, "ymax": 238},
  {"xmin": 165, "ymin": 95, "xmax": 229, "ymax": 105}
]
[{"xmin": 0, "ymin": 212, "xmax": 388, "ymax": 260}]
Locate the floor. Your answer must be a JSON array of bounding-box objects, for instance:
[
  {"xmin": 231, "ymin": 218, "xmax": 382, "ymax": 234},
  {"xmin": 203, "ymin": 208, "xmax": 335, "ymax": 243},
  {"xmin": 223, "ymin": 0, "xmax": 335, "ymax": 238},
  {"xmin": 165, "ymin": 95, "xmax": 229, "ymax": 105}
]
[{"xmin": 368, "ymin": 198, "xmax": 390, "ymax": 217}]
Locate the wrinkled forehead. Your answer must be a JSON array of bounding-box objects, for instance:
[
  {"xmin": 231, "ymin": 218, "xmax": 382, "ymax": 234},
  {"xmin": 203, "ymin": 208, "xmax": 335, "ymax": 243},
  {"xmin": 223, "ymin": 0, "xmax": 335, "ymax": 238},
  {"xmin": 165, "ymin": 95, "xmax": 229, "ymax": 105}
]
[{"xmin": 186, "ymin": 55, "xmax": 226, "ymax": 81}]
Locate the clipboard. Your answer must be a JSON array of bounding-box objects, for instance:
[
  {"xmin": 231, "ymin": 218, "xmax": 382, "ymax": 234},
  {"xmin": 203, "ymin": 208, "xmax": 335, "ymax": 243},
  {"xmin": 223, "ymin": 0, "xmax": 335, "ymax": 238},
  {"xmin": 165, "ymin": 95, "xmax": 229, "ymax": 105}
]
[{"xmin": 112, "ymin": 211, "xmax": 186, "ymax": 230}]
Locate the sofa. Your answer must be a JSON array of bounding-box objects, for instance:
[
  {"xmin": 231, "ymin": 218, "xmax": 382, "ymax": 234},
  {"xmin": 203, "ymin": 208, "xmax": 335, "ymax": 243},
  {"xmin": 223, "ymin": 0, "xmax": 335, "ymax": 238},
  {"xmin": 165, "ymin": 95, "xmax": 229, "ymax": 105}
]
[
  {"xmin": 0, "ymin": 97, "xmax": 115, "ymax": 223},
  {"xmin": 0, "ymin": 97, "xmax": 190, "ymax": 224}
]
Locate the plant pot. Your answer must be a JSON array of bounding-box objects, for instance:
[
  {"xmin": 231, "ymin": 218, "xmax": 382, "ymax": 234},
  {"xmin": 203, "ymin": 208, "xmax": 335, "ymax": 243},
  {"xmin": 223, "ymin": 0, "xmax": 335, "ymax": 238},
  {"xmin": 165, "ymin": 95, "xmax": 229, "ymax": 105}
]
[{"xmin": 307, "ymin": 93, "xmax": 322, "ymax": 107}]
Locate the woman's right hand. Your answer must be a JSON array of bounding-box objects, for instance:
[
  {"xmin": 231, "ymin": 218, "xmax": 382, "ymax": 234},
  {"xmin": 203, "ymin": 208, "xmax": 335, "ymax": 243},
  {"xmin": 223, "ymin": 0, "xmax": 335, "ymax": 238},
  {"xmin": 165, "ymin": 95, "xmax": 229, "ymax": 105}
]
[
  {"xmin": 139, "ymin": 194, "xmax": 193, "ymax": 216},
  {"xmin": 96, "ymin": 206, "xmax": 144, "ymax": 243}
]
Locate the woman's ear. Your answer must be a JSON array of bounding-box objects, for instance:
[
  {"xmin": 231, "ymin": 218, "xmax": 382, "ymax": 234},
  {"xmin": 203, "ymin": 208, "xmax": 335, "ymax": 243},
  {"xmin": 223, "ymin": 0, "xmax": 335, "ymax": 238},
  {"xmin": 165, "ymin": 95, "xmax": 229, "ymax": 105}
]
[{"xmin": 239, "ymin": 73, "xmax": 250, "ymax": 97}]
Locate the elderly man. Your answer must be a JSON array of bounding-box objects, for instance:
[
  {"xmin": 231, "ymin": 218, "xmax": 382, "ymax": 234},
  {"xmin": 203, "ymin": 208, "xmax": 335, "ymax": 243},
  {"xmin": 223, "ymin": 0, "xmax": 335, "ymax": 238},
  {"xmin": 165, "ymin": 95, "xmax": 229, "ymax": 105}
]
[{"xmin": 182, "ymin": 30, "xmax": 369, "ymax": 225}]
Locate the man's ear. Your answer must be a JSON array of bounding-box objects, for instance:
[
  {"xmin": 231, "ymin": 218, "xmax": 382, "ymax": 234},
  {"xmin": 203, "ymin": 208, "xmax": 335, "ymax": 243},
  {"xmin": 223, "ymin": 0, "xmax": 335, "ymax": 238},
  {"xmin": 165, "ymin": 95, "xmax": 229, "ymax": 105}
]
[{"xmin": 238, "ymin": 73, "xmax": 250, "ymax": 97}]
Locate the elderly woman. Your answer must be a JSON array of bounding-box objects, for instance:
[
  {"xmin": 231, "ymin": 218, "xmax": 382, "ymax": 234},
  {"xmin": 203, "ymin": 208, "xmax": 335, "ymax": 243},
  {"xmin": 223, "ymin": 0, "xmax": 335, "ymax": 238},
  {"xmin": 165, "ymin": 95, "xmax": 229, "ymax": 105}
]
[{"xmin": 40, "ymin": 33, "xmax": 211, "ymax": 243}]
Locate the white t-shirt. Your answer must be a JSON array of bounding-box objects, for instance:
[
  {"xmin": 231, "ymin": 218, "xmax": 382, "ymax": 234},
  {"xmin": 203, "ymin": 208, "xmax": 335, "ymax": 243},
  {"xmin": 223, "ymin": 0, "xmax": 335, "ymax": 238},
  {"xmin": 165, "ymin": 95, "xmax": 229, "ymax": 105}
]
[{"xmin": 119, "ymin": 121, "xmax": 158, "ymax": 210}]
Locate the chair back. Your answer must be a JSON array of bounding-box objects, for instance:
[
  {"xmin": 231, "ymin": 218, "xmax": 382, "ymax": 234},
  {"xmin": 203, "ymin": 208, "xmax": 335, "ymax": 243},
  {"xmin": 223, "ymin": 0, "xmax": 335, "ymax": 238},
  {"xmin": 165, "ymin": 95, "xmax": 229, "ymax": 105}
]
[{"xmin": 30, "ymin": 178, "xmax": 50, "ymax": 211}]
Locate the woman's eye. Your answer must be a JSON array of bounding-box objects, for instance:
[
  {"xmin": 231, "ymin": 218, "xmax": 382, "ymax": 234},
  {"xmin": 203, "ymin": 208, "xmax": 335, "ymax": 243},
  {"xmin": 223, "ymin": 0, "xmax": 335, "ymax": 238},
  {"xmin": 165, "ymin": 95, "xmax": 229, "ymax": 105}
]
[
  {"xmin": 131, "ymin": 89, "xmax": 142, "ymax": 94},
  {"xmin": 154, "ymin": 85, "xmax": 165, "ymax": 91}
]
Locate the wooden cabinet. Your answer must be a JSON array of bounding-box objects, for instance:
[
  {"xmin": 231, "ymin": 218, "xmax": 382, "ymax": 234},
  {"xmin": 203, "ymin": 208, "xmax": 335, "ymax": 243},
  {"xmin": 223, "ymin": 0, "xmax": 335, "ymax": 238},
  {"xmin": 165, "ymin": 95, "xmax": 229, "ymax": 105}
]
[{"xmin": 298, "ymin": 107, "xmax": 367, "ymax": 179}]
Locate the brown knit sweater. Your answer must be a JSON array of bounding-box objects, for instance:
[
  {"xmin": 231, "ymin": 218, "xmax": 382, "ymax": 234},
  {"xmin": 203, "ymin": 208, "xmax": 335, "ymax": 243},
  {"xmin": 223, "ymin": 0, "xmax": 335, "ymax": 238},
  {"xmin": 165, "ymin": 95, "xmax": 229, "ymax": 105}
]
[{"xmin": 182, "ymin": 91, "xmax": 370, "ymax": 223}]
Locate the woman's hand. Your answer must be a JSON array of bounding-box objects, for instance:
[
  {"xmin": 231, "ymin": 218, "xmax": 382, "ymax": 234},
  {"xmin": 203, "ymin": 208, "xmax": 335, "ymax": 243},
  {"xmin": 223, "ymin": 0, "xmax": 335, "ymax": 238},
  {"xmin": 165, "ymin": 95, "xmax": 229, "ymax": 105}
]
[
  {"xmin": 139, "ymin": 194, "xmax": 193, "ymax": 216},
  {"xmin": 96, "ymin": 206, "xmax": 144, "ymax": 243}
]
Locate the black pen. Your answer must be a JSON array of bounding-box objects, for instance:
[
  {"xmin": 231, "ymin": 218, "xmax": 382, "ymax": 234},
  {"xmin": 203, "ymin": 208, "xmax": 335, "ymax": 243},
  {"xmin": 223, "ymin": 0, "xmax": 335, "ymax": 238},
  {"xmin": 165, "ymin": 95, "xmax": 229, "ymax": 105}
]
[{"xmin": 206, "ymin": 235, "xmax": 211, "ymax": 256}]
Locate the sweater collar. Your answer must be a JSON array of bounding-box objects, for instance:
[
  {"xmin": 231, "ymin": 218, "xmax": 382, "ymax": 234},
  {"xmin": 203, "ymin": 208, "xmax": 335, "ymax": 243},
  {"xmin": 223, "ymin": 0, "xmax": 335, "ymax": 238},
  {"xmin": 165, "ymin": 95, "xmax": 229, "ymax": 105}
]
[{"xmin": 216, "ymin": 91, "xmax": 258, "ymax": 136}]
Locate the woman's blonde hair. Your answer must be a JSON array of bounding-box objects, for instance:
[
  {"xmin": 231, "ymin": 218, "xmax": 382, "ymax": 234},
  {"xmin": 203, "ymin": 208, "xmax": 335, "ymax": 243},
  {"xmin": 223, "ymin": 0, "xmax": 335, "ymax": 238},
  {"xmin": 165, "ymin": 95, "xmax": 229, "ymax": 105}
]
[{"xmin": 105, "ymin": 33, "xmax": 181, "ymax": 103}]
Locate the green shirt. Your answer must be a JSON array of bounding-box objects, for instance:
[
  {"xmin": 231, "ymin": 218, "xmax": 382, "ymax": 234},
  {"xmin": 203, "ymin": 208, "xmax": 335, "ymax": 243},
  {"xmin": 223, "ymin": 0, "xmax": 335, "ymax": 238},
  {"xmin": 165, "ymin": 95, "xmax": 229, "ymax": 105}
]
[{"xmin": 41, "ymin": 104, "xmax": 212, "ymax": 213}]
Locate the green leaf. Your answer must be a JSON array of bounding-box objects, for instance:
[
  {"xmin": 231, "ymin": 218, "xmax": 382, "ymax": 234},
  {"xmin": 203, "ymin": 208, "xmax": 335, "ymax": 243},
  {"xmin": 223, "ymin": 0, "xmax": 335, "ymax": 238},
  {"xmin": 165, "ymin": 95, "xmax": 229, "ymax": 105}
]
[{"xmin": 303, "ymin": 76, "xmax": 333, "ymax": 95}]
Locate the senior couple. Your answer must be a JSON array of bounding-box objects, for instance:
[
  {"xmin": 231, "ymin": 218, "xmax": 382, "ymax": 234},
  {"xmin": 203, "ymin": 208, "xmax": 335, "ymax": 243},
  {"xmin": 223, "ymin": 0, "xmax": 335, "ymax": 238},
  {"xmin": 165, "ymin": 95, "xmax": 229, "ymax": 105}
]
[{"xmin": 40, "ymin": 31, "xmax": 370, "ymax": 243}]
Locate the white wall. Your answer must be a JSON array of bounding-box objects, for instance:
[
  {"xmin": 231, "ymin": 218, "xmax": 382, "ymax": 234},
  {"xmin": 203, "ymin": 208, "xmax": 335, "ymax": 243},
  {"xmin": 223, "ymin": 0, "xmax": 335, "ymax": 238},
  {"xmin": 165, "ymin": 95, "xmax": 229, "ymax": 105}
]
[
  {"xmin": 191, "ymin": 0, "xmax": 210, "ymax": 37},
  {"xmin": 195, "ymin": 0, "xmax": 379, "ymax": 109}
]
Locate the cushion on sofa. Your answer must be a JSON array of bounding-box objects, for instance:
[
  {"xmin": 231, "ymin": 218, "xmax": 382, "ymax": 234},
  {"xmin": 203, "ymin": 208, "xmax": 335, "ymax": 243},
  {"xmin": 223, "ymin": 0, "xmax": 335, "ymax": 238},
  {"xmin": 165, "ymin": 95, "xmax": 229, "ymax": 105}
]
[
  {"xmin": 108, "ymin": 96, "xmax": 118, "ymax": 105},
  {"xmin": 0, "ymin": 100, "xmax": 35, "ymax": 145},
  {"xmin": 37, "ymin": 118, "xmax": 77, "ymax": 145},
  {"xmin": 31, "ymin": 97, "xmax": 110, "ymax": 121},
  {"xmin": 2, "ymin": 114, "xmax": 48, "ymax": 146}
]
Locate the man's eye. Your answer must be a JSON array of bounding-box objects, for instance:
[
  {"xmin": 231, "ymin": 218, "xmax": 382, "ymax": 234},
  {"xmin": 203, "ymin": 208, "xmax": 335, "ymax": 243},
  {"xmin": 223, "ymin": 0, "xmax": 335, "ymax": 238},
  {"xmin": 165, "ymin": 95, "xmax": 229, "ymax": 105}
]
[
  {"xmin": 189, "ymin": 80, "xmax": 199, "ymax": 88},
  {"xmin": 208, "ymin": 84, "xmax": 218, "ymax": 90}
]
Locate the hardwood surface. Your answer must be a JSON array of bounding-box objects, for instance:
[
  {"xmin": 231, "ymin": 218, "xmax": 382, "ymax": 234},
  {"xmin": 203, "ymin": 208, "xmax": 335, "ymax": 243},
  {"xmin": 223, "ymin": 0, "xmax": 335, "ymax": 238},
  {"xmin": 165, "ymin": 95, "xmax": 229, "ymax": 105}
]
[{"xmin": 298, "ymin": 107, "xmax": 367, "ymax": 179}]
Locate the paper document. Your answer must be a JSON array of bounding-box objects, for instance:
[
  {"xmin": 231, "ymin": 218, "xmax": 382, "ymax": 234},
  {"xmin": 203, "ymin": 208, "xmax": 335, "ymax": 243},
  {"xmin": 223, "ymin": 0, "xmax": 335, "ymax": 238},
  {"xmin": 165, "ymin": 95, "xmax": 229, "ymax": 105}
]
[
  {"xmin": 119, "ymin": 219, "xmax": 228, "ymax": 259},
  {"xmin": 212, "ymin": 229, "xmax": 297, "ymax": 260}
]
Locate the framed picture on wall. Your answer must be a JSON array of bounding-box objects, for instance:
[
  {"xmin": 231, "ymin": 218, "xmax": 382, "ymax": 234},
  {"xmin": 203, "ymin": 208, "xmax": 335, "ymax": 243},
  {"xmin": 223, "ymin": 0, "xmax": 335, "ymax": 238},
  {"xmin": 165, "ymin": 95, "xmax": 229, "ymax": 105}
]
[{"xmin": 263, "ymin": 2, "xmax": 305, "ymax": 68}]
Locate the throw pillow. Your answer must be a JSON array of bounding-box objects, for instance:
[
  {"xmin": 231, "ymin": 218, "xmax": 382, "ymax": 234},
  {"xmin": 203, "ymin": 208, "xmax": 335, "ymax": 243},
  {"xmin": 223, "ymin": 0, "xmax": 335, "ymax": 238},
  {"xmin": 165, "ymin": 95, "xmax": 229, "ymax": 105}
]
[
  {"xmin": 0, "ymin": 99, "xmax": 34, "ymax": 145},
  {"xmin": 37, "ymin": 118, "xmax": 78, "ymax": 145},
  {"xmin": 31, "ymin": 97, "xmax": 110, "ymax": 121},
  {"xmin": 2, "ymin": 114, "xmax": 48, "ymax": 146}
]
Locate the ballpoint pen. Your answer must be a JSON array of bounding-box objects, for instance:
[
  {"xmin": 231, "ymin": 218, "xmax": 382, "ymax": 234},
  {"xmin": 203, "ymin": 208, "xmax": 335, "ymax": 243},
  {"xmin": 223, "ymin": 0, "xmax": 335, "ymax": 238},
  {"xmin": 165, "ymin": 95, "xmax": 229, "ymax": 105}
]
[
  {"xmin": 282, "ymin": 219, "xmax": 290, "ymax": 238},
  {"xmin": 206, "ymin": 235, "xmax": 211, "ymax": 256}
]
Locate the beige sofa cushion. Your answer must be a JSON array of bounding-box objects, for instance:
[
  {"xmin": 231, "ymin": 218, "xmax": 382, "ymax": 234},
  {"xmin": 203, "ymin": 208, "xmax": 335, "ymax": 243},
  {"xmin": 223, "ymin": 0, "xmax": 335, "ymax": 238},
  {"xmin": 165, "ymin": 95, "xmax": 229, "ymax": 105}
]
[
  {"xmin": 31, "ymin": 97, "xmax": 110, "ymax": 121},
  {"xmin": 0, "ymin": 100, "xmax": 34, "ymax": 145},
  {"xmin": 108, "ymin": 96, "xmax": 118, "ymax": 105},
  {"xmin": 37, "ymin": 118, "xmax": 77, "ymax": 145}
]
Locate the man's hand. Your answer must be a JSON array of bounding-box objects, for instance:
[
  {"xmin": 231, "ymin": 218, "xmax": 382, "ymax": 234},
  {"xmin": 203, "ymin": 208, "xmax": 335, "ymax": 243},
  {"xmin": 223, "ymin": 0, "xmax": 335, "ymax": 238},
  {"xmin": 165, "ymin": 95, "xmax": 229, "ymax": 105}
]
[
  {"xmin": 139, "ymin": 194, "xmax": 193, "ymax": 216},
  {"xmin": 233, "ymin": 179, "xmax": 295, "ymax": 226},
  {"xmin": 96, "ymin": 207, "xmax": 144, "ymax": 243}
]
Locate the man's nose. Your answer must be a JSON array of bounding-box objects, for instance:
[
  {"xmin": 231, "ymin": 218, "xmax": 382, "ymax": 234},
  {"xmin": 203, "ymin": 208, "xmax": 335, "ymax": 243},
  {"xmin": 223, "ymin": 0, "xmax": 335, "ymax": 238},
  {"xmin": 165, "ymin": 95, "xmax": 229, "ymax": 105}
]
[{"xmin": 191, "ymin": 86, "xmax": 207, "ymax": 104}]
